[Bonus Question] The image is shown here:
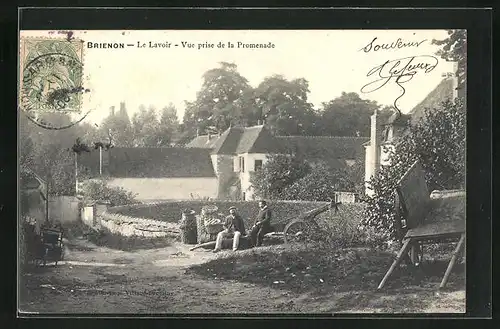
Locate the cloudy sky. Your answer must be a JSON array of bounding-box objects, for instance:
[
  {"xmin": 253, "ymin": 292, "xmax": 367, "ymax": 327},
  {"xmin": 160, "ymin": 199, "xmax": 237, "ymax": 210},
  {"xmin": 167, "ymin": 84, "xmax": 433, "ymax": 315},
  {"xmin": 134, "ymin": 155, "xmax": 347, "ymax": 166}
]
[{"xmin": 20, "ymin": 29, "xmax": 455, "ymax": 124}]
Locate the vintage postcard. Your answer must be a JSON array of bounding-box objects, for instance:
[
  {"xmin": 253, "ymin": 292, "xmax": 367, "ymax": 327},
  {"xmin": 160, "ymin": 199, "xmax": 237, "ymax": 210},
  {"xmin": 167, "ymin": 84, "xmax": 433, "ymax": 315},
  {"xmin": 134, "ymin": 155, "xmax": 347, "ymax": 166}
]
[{"xmin": 19, "ymin": 28, "xmax": 466, "ymax": 315}]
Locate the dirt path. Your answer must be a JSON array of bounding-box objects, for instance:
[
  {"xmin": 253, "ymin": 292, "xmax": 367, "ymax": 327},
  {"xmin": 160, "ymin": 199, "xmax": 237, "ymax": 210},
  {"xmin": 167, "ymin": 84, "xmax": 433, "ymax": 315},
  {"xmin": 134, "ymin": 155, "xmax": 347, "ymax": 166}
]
[{"xmin": 19, "ymin": 237, "xmax": 465, "ymax": 314}]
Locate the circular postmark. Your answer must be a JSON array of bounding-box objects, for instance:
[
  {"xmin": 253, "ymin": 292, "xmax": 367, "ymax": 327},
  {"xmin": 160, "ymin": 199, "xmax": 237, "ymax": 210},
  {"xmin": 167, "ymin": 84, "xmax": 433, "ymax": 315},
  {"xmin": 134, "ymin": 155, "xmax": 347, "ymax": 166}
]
[{"xmin": 20, "ymin": 52, "xmax": 90, "ymax": 130}]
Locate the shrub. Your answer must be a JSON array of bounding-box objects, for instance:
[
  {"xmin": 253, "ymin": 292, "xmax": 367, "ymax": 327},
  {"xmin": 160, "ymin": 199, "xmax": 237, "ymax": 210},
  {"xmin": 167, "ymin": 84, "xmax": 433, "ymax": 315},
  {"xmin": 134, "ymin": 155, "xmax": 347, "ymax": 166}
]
[
  {"xmin": 250, "ymin": 152, "xmax": 311, "ymax": 200},
  {"xmin": 280, "ymin": 162, "xmax": 354, "ymax": 201},
  {"xmin": 361, "ymin": 98, "xmax": 466, "ymax": 242},
  {"xmin": 80, "ymin": 179, "xmax": 138, "ymax": 206}
]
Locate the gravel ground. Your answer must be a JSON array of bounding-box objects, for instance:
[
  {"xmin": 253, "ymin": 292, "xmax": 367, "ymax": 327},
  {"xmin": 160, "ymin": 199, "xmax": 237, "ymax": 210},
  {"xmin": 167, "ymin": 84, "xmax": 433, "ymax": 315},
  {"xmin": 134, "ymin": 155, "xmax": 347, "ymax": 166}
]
[{"xmin": 19, "ymin": 236, "xmax": 465, "ymax": 314}]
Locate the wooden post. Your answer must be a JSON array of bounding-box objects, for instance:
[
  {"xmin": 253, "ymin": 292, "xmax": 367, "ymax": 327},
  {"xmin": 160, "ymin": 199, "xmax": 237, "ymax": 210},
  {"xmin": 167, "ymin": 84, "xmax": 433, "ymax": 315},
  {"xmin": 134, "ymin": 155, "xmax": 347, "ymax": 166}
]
[
  {"xmin": 439, "ymin": 233, "xmax": 466, "ymax": 289},
  {"xmin": 378, "ymin": 238, "xmax": 412, "ymax": 290}
]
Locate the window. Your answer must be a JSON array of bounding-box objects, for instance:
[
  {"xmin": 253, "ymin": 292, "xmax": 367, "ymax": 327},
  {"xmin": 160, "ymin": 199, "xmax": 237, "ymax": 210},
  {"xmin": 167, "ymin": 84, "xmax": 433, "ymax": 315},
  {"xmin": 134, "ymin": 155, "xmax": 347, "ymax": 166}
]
[
  {"xmin": 254, "ymin": 160, "xmax": 263, "ymax": 171},
  {"xmin": 240, "ymin": 156, "xmax": 245, "ymax": 172}
]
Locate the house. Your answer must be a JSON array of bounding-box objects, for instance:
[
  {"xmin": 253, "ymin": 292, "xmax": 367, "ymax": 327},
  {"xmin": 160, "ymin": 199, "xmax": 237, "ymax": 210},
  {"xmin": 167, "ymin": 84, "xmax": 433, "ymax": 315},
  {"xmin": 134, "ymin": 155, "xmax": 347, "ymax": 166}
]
[
  {"xmin": 78, "ymin": 147, "xmax": 218, "ymax": 201},
  {"xmin": 187, "ymin": 124, "xmax": 368, "ymax": 201},
  {"xmin": 364, "ymin": 62, "xmax": 460, "ymax": 196}
]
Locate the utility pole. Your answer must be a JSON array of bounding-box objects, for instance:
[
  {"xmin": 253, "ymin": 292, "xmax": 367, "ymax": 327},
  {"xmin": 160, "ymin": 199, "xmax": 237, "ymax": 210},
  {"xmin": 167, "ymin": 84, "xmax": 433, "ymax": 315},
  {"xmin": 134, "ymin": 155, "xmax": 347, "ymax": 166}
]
[
  {"xmin": 75, "ymin": 151, "xmax": 79, "ymax": 196},
  {"xmin": 99, "ymin": 145, "xmax": 103, "ymax": 176}
]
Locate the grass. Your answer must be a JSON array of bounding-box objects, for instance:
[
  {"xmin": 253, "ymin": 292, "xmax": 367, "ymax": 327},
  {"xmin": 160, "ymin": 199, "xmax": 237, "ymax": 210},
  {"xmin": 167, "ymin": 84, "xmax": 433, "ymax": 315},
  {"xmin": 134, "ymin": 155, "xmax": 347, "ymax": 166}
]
[{"xmin": 187, "ymin": 243, "xmax": 465, "ymax": 312}]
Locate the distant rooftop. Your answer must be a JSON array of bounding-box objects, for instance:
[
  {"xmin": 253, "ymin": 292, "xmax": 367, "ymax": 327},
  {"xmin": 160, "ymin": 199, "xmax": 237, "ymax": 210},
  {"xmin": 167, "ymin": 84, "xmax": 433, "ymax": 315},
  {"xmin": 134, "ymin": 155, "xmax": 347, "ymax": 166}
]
[
  {"xmin": 79, "ymin": 147, "xmax": 216, "ymax": 178},
  {"xmin": 185, "ymin": 134, "xmax": 221, "ymax": 149}
]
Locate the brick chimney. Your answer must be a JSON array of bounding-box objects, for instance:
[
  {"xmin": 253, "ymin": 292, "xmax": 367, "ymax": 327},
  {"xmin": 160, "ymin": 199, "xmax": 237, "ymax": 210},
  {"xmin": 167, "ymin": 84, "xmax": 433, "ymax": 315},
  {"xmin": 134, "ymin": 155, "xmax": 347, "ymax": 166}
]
[{"xmin": 110, "ymin": 106, "xmax": 115, "ymax": 116}]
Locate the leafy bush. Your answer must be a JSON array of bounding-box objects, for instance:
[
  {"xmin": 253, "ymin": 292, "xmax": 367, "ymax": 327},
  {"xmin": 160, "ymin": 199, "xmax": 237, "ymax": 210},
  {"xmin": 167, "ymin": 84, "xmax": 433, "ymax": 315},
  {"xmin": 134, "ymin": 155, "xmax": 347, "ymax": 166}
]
[
  {"xmin": 361, "ymin": 98, "xmax": 466, "ymax": 242},
  {"xmin": 250, "ymin": 152, "xmax": 357, "ymax": 201},
  {"xmin": 80, "ymin": 179, "xmax": 138, "ymax": 206},
  {"xmin": 250, "ymin": 152, "xmax": 311, "ymax": 200},
  {"xmin": 280, "ymin": 162, "xmax": 354, "ymax": 201}
]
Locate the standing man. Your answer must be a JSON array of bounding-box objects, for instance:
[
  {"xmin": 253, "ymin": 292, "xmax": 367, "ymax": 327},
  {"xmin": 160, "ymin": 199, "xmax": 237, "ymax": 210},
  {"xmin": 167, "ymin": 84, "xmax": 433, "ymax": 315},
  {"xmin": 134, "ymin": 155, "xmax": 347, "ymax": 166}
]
[
  {"xmin": 250, "ymin": 200, "xmax": 272, "ymax": 247},
  {"xmin": 213, "ymin": 206, "xmax": 246, "ymax": 253}
]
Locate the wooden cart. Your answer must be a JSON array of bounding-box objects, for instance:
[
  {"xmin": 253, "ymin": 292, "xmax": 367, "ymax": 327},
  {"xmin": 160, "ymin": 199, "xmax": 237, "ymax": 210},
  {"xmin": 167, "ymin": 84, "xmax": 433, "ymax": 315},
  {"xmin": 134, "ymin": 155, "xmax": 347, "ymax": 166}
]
[{"xmin": 377, "ymin": 160, "xmax": 466, "ymax": 290}]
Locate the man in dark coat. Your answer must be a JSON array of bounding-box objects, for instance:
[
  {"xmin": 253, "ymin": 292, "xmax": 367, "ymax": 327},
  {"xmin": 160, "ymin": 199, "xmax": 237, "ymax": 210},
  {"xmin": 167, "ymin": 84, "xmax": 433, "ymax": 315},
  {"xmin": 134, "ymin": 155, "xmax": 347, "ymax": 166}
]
[
  {"xmin": 213, "ymin": 206, "xmax": 245, "ymax": 252},
  {"xmin": 250, "ymin": 200, "xmax": 272, "ymax": 247}
]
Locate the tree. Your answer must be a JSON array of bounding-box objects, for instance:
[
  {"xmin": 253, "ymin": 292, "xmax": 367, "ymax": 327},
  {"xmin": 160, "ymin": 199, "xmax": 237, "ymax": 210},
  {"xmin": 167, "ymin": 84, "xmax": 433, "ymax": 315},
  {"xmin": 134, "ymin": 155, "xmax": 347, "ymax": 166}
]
[
  {"xmin": 131, "ymin": 105, "xmax": 161, "ymax": 146},
  {"xmin": 157, "ymin": 103, "xmax": 180, "ymax": 146},
  {"xmin": 19, "ymin": 112, "xmax": 88, "ymax": 195},
  {"xmin": 318, "ymin": 92, "xmax": 382, "ymax": 137},
  {"xmin": 280, "ymin": 162, "xmax": 355, "ymax": 201},
  {"xmin": 183, "ymin": 62, "xmax": 253, "ymax": 136},
  {"xmin": 432, "ymin": 29, "xmax": 467, "ymax": 90},
  {"xmin": 361, "ymin": 98, "xmax": 466, "ymax": 241},
  {"xmin": 250, "ymin": 152, "xmax": 311, "ymax": 200},
  {"xmin": 254, "ymin": 75, "xmax": 318, "ymax": 136},
  {"xmin": 101, "ymin": 102, "xmax": 134, "ymax": 147}
]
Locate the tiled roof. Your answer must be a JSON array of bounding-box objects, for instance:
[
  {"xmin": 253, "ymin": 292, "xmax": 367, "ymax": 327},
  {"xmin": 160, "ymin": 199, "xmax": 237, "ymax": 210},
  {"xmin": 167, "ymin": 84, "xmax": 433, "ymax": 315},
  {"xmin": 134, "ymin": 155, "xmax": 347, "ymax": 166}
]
[
  {"xmin": 276, "ymin": 136, "xmax": 369, "ymax": 160},
  {"xmin": 211, "ymin": 127, "xmax": 245, "ymax": 155},
  {"xmin": 237, "ymin": 125, "xmax": 285, "ymax": 154},
  {"xmin": 185, "ymin": 135, "xmax": 221, "ymax": 149},
  {"xmin": 408, "ymin": 78, "xmax": 455, "ymax": 125},
  {"xmin": 79, "ymin": 147, "xmax": 216, "ymax": 178}
]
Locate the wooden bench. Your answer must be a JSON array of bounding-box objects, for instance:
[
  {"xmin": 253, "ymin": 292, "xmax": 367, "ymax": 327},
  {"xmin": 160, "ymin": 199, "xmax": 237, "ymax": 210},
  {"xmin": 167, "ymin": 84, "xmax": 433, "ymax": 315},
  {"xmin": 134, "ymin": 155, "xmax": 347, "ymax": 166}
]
[{"xmin": 377, "ymin": 160, "xmax": 466, "ymax": 290}]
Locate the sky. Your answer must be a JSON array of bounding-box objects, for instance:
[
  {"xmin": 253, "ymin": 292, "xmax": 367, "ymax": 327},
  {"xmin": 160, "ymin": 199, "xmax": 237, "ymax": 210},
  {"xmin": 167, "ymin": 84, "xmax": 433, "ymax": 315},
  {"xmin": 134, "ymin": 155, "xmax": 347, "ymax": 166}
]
[{"xmin": 20, "ymin": 30, "xmax": 455, "ymax": 125}]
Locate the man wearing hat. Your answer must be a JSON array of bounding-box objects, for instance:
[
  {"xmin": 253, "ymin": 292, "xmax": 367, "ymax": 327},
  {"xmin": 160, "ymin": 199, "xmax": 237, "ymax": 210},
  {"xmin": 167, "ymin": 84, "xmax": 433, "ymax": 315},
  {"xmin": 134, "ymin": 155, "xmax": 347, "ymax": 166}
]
[
  {"xmin": 213, "ymin": 206, "xmax": 246, "ymax": 252},
  {"xmin": 250, "ymin": 200, "xmax": 272, "ymax": 247}
]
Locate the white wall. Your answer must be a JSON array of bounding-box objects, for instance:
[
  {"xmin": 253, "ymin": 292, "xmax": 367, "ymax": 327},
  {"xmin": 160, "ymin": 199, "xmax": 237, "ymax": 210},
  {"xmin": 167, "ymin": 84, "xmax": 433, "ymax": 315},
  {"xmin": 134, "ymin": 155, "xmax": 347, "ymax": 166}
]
[
  {"xmin": 238, "ymin": 153, "xmax": 268, "ymax": 200},
  {"xmin": 48, "ymin": 196, "xmax": 80, "ymax": 223},
  {"xmin": 106, "ymin": 177, "xmax": 218, "ymax": 201}
]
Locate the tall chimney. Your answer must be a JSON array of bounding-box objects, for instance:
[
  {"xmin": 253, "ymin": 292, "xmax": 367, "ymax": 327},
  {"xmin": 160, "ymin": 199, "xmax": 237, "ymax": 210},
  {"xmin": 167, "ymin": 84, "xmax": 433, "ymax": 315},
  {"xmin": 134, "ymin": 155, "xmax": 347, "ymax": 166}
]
[
  {"xmin": 110, "ymin": 106, "xmax": 115, "ymax": 116},
  {"xmin": 196, "ymin": 128, "xmax": 199, "ymax": 137},
  {"xmin": 365, "ymin": 109, "xmax": 381, "ymax": 196},
  {"xmin": 370, "ymin": 109, "xmax": 381, "ymax": 176}
]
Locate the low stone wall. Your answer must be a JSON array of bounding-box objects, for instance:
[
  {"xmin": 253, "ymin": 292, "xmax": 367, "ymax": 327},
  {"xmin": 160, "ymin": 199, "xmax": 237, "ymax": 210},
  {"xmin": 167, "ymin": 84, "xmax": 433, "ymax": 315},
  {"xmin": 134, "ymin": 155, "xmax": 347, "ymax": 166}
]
[
  {"xmin": 107, "ymin": 200, "xmax": 331, "ymax": 230},
  {"xmin": 97, "ymin": 211, "xmax": 180, "ymax": 238}
]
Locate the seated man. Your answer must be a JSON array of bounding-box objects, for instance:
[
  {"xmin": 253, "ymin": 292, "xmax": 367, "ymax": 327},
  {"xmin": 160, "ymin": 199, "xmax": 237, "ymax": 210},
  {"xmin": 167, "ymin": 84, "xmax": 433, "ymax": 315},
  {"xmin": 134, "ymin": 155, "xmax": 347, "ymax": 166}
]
[
  {"xmin": 213, "ymin": 206, "xmax": 246, "ymax": 253},
  {"xmin": 250, "ymin": 200, "xmax": 272, "ymax": 247}
]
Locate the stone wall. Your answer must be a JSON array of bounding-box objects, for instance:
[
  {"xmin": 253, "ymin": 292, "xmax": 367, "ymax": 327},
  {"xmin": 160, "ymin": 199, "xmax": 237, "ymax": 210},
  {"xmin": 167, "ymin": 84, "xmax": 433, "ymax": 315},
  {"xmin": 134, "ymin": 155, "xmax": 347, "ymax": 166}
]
[
  {"xmin": 96, "ymin": 211, "xmax": 180, "ymax": 238},
  {"xmin": 107, "ymin": 200, "xmax": 331, "ymax": 231}
]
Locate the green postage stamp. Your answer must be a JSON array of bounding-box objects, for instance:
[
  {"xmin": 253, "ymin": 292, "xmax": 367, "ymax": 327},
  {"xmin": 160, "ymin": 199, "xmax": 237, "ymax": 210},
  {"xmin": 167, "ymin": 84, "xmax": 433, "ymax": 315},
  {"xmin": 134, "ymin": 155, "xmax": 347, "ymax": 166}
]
[{"xmin": 19, "ymin": 37, "xmax": 88, "ymax": 126}]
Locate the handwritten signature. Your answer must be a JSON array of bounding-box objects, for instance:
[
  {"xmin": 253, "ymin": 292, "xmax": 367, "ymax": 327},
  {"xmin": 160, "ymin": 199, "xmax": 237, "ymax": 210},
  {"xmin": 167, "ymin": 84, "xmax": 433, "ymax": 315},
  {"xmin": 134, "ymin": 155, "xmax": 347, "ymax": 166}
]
[{"xmin": 360, "ymin": 55, "xmax": 439, "ymax": 115}]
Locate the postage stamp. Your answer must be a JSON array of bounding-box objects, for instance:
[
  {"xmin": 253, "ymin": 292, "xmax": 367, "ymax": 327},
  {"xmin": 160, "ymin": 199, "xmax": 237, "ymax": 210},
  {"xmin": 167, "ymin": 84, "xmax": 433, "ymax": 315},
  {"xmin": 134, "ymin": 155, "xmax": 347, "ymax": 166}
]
[{"xmin": 19, "ymin": 37, "xmax": 89, "ymax": 128}]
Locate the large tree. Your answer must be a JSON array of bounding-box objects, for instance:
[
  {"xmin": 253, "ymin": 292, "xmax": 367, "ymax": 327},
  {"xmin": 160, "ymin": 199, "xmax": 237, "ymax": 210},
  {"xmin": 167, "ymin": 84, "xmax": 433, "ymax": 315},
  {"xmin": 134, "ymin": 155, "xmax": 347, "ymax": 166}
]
[
  {"xmin": 20, "ymin": 112, "xmax": 88, "ymax": 195},
  {"xmin": 432, "ymin": 29, "xmax": 467, "ymax": 91},
  {"xmin": 156, "ymin": 103, "xmax": 180, "ymax": 146},
  {"xmin": 183, "ymin": 62, "xmax": 253, "ymax": 136},
  {"xmin": 101, "ymin": 102, "xmax": 134, "ymax": 147},
  {"xmin": 318, "ymin": 92, "xmax": 385, "ymax": 137},
  {"xmin": 131, "ymin": 105, "xmax": 161, "ymax": 147},
  {"xmin": 255, "ymin": 75, "xmax": 318, "ymax": 136}
]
